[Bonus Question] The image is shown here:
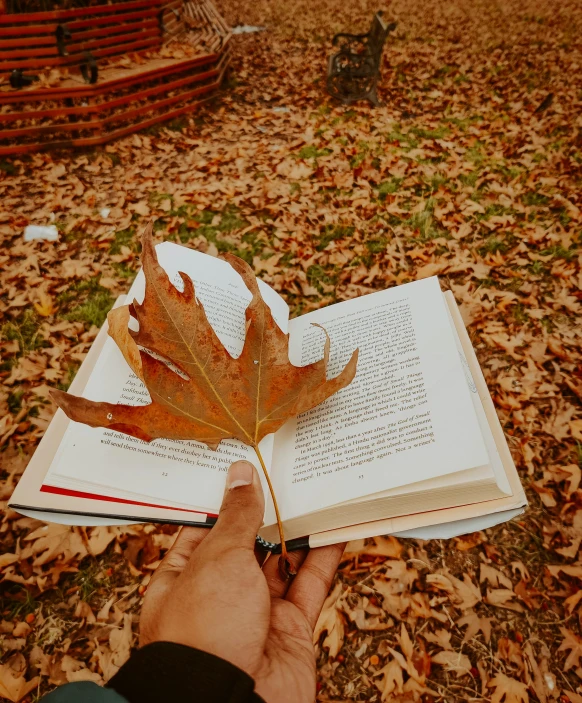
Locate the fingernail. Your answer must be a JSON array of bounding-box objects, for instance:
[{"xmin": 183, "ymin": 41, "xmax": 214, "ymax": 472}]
[{"xmin": 227, "ymin": 461, "xmax": 254, "ymax": 489}]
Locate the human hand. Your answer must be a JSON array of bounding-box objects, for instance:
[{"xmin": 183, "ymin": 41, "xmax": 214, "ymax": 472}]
[{"xmin": 140, "ymin": 460, "xmax": 345, "ymax": 703}]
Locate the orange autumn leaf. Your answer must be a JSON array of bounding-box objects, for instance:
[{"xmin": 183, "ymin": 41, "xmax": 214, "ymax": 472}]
[{"xmin": 52, "ymin": 223, "xmax": 358, "ymax": 448}]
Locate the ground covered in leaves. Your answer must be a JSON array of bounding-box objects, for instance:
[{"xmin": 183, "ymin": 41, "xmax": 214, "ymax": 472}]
[{"xmin": 1, "ymin": 0, "xmax": 582, "ymax": 700}]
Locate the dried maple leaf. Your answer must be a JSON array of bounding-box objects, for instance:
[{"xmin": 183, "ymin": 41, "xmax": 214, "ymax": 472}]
[
  {"xmin": 0, "ymin": 653, "xmax": 40, "ymax": 703},
  {"xmin": 558, "ymin": 627, "xmax": 582, "ymax": 671},
  {"xmin": 51, "ymin": 224, "xmax": 358, "ymax": 570},
  {"xmin": 457, "ymin": 609, "xmax": 493, "ymax": 643},
  {"xmin": 432, "ymin": 650, "xmax": 472, "ymax": 678},
  {"xmin": 375, "ymin": 659, "xmax": 404, "ymax": 700},
  {"xmin": 488, "ymin": 673, "xmax": 529, "ymax": 703}
]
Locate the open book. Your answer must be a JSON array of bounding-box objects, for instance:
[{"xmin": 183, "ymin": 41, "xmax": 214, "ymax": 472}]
[{"xmin": 10, "ymin": 242, "xmax": 527, "ymax": 549}]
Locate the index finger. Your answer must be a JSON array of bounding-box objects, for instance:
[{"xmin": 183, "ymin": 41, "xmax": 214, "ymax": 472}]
[
  {"xmin": 284, "ymin": 542, "xmax": 346, "ymax": 630},
  {"xmin": 149, "ymin": 526, "xmax": 209, "ymax": 584}
]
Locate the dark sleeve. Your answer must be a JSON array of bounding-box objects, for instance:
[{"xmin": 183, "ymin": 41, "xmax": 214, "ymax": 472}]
[
  {"xmin": 107, "ymin": 642, "xmax": 265, "ymax": 703},
  {"xmin": 41, "ymin": 681, "xmax": 128, "ymax": 703}
]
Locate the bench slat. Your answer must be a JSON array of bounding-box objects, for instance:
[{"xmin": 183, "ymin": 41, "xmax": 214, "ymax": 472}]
[
  {"xmin": 0, "ymin": 0, "xmax": 165, "ymax": 24},
  {"xmin": 0, "ymin": 25, "xmax": 58, "ymax": 38},
  {"xmin": 0, "ymin": 46, "xmax": 58, "ymax": 60},
  {"xmin": 67, "ymin": 8, "xmax": 160, "ymax": 30},
  {"xmin": 65, "ymin": 27, "xmax": 161, "ymax": 54},
  {"xmin": 60, "ymin": 18, "xmax": 158, "ymax": 44},
  {"xmin": 0, "ymin": 37, "xmax": 161, "ymax": 71}
]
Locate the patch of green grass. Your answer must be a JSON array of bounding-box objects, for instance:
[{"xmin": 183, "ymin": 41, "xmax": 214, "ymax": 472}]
[
  {"xmin": 377, "ymin": 177, "xmax": 403, "ymax": 200},
  {"xmin": 306, "ymin": 264, "xmax": 338, "ymax": 292},
  {"xmin": 409, "ymin": 125, "xmax": 450, "ymax": 140},
  {"xmin": 558, "ymin": 209, "xmax": 572, "ymax": 228},
  {"xmin": 57, "ymin": 276, "xmax": 100, "ymax": 306},
  {"xmin": 351, "ymin": 141, "xmax": 371, "ymax": 168},
  {"xmin": 59, "ymin": 277, "xmax": 114, "ymax": 328},
  {"xmin": 529, "ymin": 260, "xmax": 547, "ymax": 276},
  {"xmin": 74, "ymin": 559, "xmax": 111, "ymax": 602},
  {"xmin": 0, "ymin": 159, "xmax": 18, "ymax": 176},
  {"xmin": 105, "ymin": 152, "xmax": 121, "ymax": 167},
  {"xmin": 459, "ymin": 170, "xmax": 480, "ymax": 188},
  {"xmin": 316, "ymin": 224, "xmax": 355, "ymax": 251},
  {"xmin": 539, "ymin": 244, "xmax": 577, "ymax": 260},
  {"xmin": 426, "ymin": 173, "xmax": 448, "ymax": 192},
  {"xmin": 494, "ymin": 163, "xmax": 522, "ymax": 182},
  {"xmin": 540, "ymin": 316, "xmax": 553, "ymax": 333},
  {"xmin": 112, "ymin": 262, "xmax": 137, "ymax": 281},
  {"xmin": 474, "ymin": 203, "xmax": 514, "ymax": 223},
  {"xmin": 477, "ymin": 276, "xmax": 497, "ymax": 289},
  {"xmin": 384, "ymin": 126, "xmax": 416, "ymax": 147},
  {"xmin": 1, "ymin": 310, "xmax": 44, "ymax": 354},
  {"xmin": 465, "ymin": 144, "xmax": 485, "ymax": 165},
  {"xmin": 290, "ymin": 182, "xmax": 301, "ymax": 196},
  {"xmin": 176, "ymin": 206, "xmax": 262, "ymax": 263},
  {"xmin": 2, "ymin": 586, "xmax": 38, "ymax": 619},
  {"xmin": 297, "ymin": 145, "xmax": 332, "ymax": 160},
  {"xmin": 7, "ymin": 390, "xmax": 24, "ymax": 414},
  {"xmin": 66, "ymin": 291, "xmax": 114, "ymax": 328},
  {"xmin": 513, "ymin": 304, "xmax": 528, "ymax": 324},
  {"xmin": 523, "ymin": 191, "xmax": 550, "ymax": 207},
  {"xmin": 366, "ymin": 237, "xmax": 387, "ymax": 254},
  {"xmin": 479, "ymin": 236, "xmax": 511, "ymax": 255},
  {"xmin": 279, "ymin": 252, "xmax": 294, "ymax": 268},
  {"xmin": 445, "ymin": 115, "xmax": 483, "ymax": 131},
  {"xmin": 109, "ymin": 227, "xmax": 138, "ymax": 255},
  {"xmin": 149, "ymin": 192, "xmax": 173, "ymax": 206}
]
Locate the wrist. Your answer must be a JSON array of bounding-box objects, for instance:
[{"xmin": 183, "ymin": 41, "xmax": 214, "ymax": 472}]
[{"xmin": 108, "ymin": 642, "xmax": 264, "ymax": 703}]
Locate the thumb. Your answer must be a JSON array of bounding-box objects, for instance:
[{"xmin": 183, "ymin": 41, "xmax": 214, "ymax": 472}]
[{"xmin": 211, "ymin": 460, "xmax": 265, "ymax": 549}]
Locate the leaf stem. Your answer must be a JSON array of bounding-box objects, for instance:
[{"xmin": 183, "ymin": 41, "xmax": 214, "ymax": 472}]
[{"xmin": 253, "ymin": 443, "xmax": 289, "ymax": 569}]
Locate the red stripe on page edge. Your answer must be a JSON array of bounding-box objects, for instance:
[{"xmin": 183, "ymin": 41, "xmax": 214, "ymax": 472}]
[{"xmin": 40, "ymin": 484, "xmax": 218, "ymax": 518}]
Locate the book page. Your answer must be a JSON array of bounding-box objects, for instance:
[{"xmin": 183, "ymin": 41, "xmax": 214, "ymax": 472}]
[
  {"xmin": 270, "ymin": 277, "xmax": 489, "ymax": 521},
  {"xmin": 45, "ymin": 243, "xmax": 289, "ymax": 516}
]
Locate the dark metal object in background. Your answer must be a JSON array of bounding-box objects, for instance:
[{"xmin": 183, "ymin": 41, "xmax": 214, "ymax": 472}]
[
  {"xmin": 56, "ymin": 24, "xmax": 72, "ymax": 57},
  {"xmin": 327, "ymin": 12, "xmax": 396, "ymax": 107},
  {"xmin": 80, "ymin": 52, "xmax": 98, "ymax": 84},
  {"xmin": 9, "ymin": 69, "xmax": 39, "ymax": 89}
]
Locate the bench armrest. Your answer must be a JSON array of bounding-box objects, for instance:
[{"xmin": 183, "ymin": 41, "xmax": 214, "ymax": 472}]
[{"xmin": 332, "ymin": 31, "xmax": 369, "ymax": 46}]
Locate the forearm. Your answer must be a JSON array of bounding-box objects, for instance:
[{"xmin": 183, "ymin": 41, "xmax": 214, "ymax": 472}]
[{"xmin": 41, "ymin": 643, "xmax": 265, "ymax": 703}]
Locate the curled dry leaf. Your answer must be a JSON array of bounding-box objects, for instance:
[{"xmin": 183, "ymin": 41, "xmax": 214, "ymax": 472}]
[
  {"xmin": 313, "ymin": 582, "xmax": 345, "ymax": 658},
  {"xmin": 51, "ymin": 223, "xmax": 358, "ymax": 567},
  {"xmin": 107, "ymin": 305, "xmax": 144, "ymax": 382}
]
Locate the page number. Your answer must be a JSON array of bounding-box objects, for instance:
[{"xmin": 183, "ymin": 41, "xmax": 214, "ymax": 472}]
[
  {"xmin": 162, "ymin": 472, "xmax": 168, "ymax": 477},
  {"xmin": 358, "ymin": 474, "xmax": 364, "ymax": 480}
]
